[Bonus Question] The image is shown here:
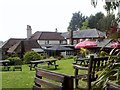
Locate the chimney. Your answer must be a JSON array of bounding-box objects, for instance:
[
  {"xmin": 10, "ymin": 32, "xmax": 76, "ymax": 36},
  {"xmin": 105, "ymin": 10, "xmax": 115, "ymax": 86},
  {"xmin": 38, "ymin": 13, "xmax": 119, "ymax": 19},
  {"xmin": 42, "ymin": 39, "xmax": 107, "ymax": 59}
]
[
  {"xmin": 27, "ymin": 25, "xmax": 32, "ymax": 39},
  {"xmin": 69, "ymin": 30, "xmax": 73, "ymax": 45},
  {"xmin": 55, "ymin": 28, "xmax": 58, "ymax": 32}
]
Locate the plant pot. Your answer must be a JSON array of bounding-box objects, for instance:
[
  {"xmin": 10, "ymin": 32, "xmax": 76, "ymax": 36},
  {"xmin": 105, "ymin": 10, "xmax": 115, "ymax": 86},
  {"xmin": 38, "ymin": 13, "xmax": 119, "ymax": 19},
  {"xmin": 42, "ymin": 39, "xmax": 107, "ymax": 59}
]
[{"xmin": 106, "ymin": 81, "xmax": 120, "ymax": 90}]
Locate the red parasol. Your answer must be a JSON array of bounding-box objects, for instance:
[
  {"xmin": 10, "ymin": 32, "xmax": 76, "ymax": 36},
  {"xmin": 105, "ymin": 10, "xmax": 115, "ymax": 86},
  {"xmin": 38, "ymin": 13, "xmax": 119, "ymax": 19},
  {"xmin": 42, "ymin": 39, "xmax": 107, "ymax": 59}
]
[
  {"xmin": 75, "ymin": 41, "xmax": 97, "ymax": 49},
  {"xmin": 111, "ymin": 42, "xmax": 120, "ymax": 48}
]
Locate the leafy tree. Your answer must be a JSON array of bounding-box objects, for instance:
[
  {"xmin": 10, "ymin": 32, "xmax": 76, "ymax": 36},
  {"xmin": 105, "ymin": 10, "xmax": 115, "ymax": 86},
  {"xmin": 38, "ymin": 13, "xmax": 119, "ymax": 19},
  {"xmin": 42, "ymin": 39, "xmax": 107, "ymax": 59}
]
[
  {"xmin": 97, "ymin": 14, "xmax": 116, "ymax": 32},
  {"xmin": 88, "ymin": 15, "xmax": 96, "ymax": 29},
  {"xmin": 88, "ymin": 12, "xmax": 104, "ymax": 29},
  {"xmin": 91, "ymin": 0, "xmax": 120, "ymax": 10},
  {"xmin": 68, "ymin": 11, "xmax": 87, "ymax": 31},
  {"xmin": 81, "ymin": 19, "xmax": 89, "ymax": 30}
]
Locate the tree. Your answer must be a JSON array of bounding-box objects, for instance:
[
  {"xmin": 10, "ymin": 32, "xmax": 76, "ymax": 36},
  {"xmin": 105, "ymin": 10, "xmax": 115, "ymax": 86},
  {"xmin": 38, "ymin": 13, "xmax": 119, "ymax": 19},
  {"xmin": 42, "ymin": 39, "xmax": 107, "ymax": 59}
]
[
  {"xmin": 97, "ymin": 14, "xmax": 116, "ymax": 32},
  {"xmin": 91, "ymin": 0, "xmax": 120, "ymax": 10},
  {"xmin": 81, "ymin": 19, "xmax": 89, "ymax": 30},
  {"xmin": 88, "ymin": 12, "xmax": 104, "ymax": 29},
  {"xmin": 88, "ymin": 15, "xmax": 96, "ymax": 29},
  {"xmin": 68, "ymin": 11, "xmax": 87, "ymax": 31}
]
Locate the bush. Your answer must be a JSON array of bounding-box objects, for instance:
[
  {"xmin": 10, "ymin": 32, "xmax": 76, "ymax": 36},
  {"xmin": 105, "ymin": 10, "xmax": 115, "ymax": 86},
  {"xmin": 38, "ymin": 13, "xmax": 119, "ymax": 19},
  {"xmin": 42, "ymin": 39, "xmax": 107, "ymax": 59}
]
[
  {"xmin": 23, "ymin": 51, "xmax": 43, "ymax": 63},
  {"xmin": 7, "ymin": 56, "xmax": 21, "ymax": 65}
]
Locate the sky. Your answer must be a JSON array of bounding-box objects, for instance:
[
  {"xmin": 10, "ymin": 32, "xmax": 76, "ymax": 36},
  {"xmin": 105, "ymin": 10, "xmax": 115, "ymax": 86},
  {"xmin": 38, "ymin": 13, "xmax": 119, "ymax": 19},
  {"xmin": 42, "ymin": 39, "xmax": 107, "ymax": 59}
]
[{"xmin": 0, "ymin": 0, "xmax": 109, "ymax": 41}]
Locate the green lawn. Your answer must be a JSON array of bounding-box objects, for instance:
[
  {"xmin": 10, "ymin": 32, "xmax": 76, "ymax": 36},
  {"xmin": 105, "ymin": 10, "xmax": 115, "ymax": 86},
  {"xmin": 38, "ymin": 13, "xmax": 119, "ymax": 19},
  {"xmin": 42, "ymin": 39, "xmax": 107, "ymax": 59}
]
[{"xmin": 1, "ymin": 59, "xmax": 86, "ymax": 89}]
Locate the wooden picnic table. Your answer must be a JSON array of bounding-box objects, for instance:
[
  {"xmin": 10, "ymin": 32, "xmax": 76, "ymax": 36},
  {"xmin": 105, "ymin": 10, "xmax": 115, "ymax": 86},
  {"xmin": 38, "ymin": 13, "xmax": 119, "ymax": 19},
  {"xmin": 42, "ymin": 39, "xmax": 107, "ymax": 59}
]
[
  {"xmin": 0, "ymin": 60, "xmax": 10, "ymax": 71},
  {"xmin": 29, "ymin": 59, "xmax": 59, "ymax": 70},
  {"xmin": 73, "ymin": 58, "xmax": 90, "ymax": 66}
]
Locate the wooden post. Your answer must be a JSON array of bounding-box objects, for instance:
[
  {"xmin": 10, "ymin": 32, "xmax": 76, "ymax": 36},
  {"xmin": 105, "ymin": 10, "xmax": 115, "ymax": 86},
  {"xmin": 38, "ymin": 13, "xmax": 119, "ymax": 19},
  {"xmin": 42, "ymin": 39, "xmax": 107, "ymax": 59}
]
[
  {"xmin": 88, "ymin": 55, "xmax": 94, "ymax": 90},
  {"xmin": 63, "ymin": 76, "xmax": 74, "ymax": 90}
]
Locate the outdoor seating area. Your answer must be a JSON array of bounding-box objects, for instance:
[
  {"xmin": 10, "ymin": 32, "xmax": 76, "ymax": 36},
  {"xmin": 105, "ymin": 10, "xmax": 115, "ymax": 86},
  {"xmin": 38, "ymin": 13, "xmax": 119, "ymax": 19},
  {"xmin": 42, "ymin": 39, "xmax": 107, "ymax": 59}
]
[
  {"xmin": 1, "ymin": 50, "xmax": 120, "ymax": 89},
  {"xmin": 1, "ymin": 1, "xmax": 120, "ymax": 89},
  {"xmin": 1, "ymin": 38, "xmax": 120, "ymax": 90}
]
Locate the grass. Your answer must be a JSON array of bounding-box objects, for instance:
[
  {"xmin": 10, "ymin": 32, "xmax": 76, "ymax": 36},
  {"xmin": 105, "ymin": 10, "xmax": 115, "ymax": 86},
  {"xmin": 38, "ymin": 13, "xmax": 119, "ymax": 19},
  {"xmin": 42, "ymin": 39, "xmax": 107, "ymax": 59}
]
[{"xmin": 1, "ymin": 58, "xmax": 86, "ymax": 88}]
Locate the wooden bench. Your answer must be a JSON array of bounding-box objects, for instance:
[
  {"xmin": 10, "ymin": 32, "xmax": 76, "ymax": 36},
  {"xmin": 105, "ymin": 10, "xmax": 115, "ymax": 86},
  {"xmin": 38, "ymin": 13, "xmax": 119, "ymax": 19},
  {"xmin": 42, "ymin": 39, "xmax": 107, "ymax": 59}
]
[
  {"xmin": 73, "ymin": 55, "xmax": 108, "ymax": 90},
  {"xmin": 29, "ymin": 59, "xmax": 59, "ymax": 70},
  {"xmin": 33, "ymin": 68, "xmax": 74, "ymax": 90}
]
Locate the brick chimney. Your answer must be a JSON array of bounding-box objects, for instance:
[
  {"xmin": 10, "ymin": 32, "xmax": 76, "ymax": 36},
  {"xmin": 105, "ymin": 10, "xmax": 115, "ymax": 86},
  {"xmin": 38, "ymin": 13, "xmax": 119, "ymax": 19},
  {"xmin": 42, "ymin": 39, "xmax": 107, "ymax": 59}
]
[
  {"xmin": 69, "ymin": 30, "xmax": 73, "ymax": 45},
  {"xmin": 27, "ymin": 25, "xmax": 32, "ymax": 39},
  {"xmin": 55, "ymin": 28, "xmax": 58, "ymax": 32}
]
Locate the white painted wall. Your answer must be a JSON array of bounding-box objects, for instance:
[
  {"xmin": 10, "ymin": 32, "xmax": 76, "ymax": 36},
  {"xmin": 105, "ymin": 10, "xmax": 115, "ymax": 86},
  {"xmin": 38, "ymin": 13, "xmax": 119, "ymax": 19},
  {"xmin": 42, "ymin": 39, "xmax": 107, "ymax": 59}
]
[
  {"xmin": 61, "ymin": 52, "xmax": 66, "ymax": 57},
  {"xmin": 38, "ymin": 40, "xmax": 46, "ymax": 45},
  {"xmin": 67, "ymin": 39, "xmax": 70, "ymax": 44},
  {"xmin": 49, "ymin": 40, "xmax": 59, "ymax": 44},
  {"xmin": 37, "ymin": 40, "xmax": 62, "ymax": 45}
]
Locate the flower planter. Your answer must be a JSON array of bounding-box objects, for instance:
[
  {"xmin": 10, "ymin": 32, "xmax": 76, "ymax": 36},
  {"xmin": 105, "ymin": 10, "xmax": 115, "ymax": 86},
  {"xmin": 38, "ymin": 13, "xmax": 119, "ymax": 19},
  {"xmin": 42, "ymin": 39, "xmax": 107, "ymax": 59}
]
[{"xmin": 106, "ymin": 81, "xmax": 120, "ymax": 90}]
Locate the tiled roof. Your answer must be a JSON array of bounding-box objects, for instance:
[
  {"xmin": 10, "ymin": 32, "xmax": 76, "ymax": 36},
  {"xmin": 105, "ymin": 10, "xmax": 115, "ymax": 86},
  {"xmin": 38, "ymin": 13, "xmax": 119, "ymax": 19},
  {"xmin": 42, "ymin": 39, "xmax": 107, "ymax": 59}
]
[
  {"xmin": 23, "ymin": 40, "xmax": 41, "ymax": 52},
  {"xmin": 30, "ymin": 31, "xmax": 65, "ymax": 40},
  {"xmin": 7, "ymin": 40, "xmax": 41, "ymax": 53},
  {"xmin": 2, "ymin": 38, "xmax": 25, "ymax": 49},
  {"xmin": 61, "ymin": 29, "xmax": 106, "ymax": 39},
  {"xmin": 7, "ymin": 41, "xmax": 21, "ymax": 53},
  {"xmin": 96, "ymin": 39, "xmax": 112, "ymax": 48}
]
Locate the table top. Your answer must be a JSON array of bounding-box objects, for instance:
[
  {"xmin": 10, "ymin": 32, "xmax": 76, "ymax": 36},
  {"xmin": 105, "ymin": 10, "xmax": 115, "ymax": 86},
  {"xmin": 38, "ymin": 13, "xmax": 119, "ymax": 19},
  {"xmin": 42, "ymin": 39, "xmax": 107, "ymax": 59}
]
[
  {"xmin": 76, "ymin": 58, "xmax": 90, "ymax": 61},
  {"xmin": 76, "ymin": 56, "xmax": 108, "ymax": 61},
  {"xmin": 30, "ymin": 59, "xmax": 56, "ymax": 63},
  {"xmin": 0, "ymin": 60, "xmax": 10, "ymax": 63}
]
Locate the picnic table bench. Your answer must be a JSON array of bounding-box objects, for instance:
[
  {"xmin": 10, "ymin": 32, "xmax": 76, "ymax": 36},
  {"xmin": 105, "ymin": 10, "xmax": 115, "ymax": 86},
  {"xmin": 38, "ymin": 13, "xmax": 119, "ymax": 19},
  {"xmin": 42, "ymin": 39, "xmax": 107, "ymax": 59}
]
[
  {"xmin": 0, "ymin": 60, "xmax": 10, "ymax": 71},
  {"xmin": 33, "ymin": 68, "xmax": 74, "ymax": 90},
  {"xmin": 29, "ymin": 59, "xmax": 59, "ymax": 70}
]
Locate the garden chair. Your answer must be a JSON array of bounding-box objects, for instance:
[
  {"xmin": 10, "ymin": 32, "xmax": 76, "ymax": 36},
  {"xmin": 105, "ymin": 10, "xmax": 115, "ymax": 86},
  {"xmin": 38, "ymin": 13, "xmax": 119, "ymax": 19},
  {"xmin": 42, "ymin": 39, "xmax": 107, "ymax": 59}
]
[{"xmin": 73, "ymin": 55, "xmax": 108, "ymax": 90}]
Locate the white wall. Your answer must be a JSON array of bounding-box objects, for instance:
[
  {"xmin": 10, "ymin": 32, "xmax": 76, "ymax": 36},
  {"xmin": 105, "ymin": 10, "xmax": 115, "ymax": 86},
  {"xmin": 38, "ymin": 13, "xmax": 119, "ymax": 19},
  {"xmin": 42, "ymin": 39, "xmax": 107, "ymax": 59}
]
[
  {"xmin": 37, "ymin": 40, "xmax": 46, "ymax": 45},
  {"xmin": 67, "ymin": 39, "xmax": 70, "ymax": 44},
  {"xmin": 49, "ymin": 40, "xmax": 59, "ymax": 44},
  {"xmin": 37, "ymin": 40, "xmax": 62, "ymax": 45}
]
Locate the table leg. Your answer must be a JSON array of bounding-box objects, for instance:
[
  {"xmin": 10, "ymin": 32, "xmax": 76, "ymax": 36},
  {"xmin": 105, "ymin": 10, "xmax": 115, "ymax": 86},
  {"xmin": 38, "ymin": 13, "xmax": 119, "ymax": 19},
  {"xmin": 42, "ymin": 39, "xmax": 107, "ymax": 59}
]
[{"xmin": 30, "ymin": 64, "xmax": 32, "ymax": 70}]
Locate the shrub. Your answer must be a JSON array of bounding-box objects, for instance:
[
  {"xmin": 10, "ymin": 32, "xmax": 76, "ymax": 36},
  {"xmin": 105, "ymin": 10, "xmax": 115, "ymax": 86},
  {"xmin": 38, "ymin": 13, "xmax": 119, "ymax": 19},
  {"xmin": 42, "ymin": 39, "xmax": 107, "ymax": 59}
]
[
  {"xmin": 23, "ymin": 51, "xmax": 42, "ymax": 63},
  {"xmin": 7, "ymin": 56, "xmax": 21, "ymax": 65}
]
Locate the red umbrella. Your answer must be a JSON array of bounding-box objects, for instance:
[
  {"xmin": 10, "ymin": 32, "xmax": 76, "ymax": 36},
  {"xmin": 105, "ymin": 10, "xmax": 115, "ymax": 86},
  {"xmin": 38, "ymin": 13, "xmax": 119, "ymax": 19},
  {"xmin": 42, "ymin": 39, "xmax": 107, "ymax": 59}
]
[
  {"xmin": 75, "ymin": 41, "xmax": 97, "ymax": 49},
  {"xmin": 111, "ymin": 42, "xmax": 120, "ymax": 48}
]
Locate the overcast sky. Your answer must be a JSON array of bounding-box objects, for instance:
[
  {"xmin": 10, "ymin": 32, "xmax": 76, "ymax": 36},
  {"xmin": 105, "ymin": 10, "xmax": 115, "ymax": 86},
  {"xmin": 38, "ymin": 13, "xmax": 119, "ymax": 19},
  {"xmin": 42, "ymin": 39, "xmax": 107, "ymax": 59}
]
[{"xmin": 0, "ymin": 0, "xmax": 109, "ymax": 41}]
